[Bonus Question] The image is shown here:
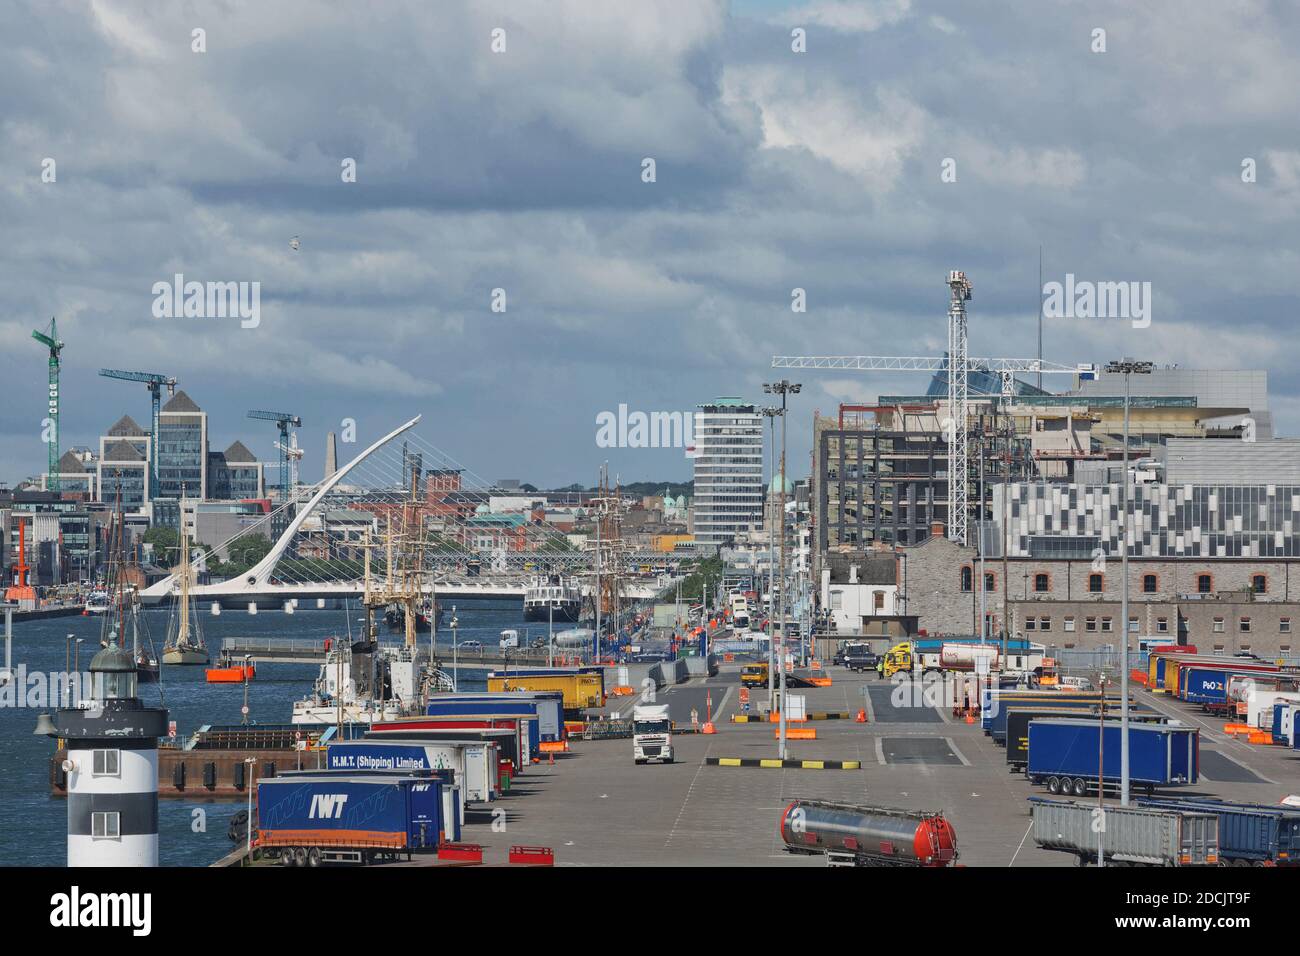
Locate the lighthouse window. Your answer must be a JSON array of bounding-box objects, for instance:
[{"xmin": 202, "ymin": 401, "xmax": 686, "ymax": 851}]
[
  {"xmin": 91, "ymin": 811, "xmax": 121, "ymax": 840},
  {"xmin": 92, "ymin": 749, "xmax": 120, "ymax": 777}
]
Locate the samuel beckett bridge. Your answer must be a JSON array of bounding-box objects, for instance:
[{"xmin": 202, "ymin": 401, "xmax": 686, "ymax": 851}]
[{"xmin": 139, "ymin": 416, "xmax": 683, "ymax": 613}]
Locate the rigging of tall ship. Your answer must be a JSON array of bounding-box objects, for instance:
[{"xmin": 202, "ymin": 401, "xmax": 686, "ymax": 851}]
[{"xmin": 161, "ymin": 493, "xmax": 210, "ymax": 666}]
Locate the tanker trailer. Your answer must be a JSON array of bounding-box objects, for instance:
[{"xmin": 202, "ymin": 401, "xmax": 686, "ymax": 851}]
[{"xmin": 779, "ymin": 800, "xmax": 958, "ymax": 866}]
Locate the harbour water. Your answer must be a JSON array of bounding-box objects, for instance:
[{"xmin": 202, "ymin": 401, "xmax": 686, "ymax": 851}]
[{"xmin": 0, "ymin": 600, "xmax": 530, "ymax": 867}]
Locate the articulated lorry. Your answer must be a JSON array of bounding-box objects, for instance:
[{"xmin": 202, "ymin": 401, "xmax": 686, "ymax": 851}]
[
  {"xmin": 882, "ymin": 639, "xmax": 1045, "ymax": 679},
  {"xmin": 632, "ymin": 704, "xmax": 674, "ymax": 764}
]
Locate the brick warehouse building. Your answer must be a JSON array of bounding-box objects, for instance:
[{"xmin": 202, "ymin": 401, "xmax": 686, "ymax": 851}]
[{"xmin": 900, "ymin": 535, "xmax": 1299, "ymax": 660}]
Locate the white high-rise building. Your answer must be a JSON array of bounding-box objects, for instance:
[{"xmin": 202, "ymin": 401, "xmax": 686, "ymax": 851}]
[{"xmin": 692, "ymin": 398, "xmax": 763, "ymax": 548}]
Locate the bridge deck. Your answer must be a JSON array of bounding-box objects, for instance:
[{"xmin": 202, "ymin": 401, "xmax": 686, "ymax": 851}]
[{"xmin": 217, "ymin": 637, "xmax": 556, "ymax": 670}]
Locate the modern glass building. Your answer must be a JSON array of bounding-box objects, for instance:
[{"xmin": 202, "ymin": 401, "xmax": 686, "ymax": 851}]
[
  {"xmin": 691, "ymin": 398, "xmax": 763, "ymax": 547},
  {"xmin": 98, "ymin": 442, "xmax": 149, "ymax": 510},
  {"xmin": 156, "ymin": 391, "xmax": 208, "ymax": 500},
  {"xmin": 994, "ymin": 481, "xmax": 1300, "ymax": 559},
  {"xmin": 208, "ymin": 440, "xmax": 264, "ymax": 500}
]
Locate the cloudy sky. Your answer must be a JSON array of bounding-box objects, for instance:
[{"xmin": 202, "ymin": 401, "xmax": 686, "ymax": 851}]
[{"xmin": 2, "ymin": 0, "xmax": 1298, "ymax": 489}]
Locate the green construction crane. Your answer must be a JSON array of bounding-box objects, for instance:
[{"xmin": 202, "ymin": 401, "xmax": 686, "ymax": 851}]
[
  {"xmin": 248, "ymin": 409, "xmax": 303, "ymax": 534},
  {"xmin": 98, "ymin": 368, "xmax": 177, "ymax": 500},
  {"xmin": 31, "ymin": 318, "xmax": 64, "ymax": 491}
]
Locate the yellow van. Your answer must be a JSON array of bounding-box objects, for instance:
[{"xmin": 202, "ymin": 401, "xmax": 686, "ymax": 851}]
[{"xmin": 740, "ymin": 663, "xmax": 770, "ymax": 687}]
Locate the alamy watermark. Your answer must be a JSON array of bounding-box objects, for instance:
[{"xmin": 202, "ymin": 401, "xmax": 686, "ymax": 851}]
[
  {"xmin": 152, "ymin": 273, "xmax": 261, "ymax": 329},
  {"xmin": 595, "ymin": 405, "xmax": 699, "ymax": 455},
  {"xmin": 0, "ymin": 667, "xmax": 92, "ymax": 708},
  {"xmin": 1043, "ymin": 273, "xmax": 1151, "ymax": 329}
]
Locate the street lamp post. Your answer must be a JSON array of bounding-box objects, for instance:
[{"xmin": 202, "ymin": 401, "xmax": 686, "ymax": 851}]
[
  {"xmin": 244, "ymin": 756, "xmax": 256, "ymax": 862},
  {"xmin": 765, "ymin": 380, "xmax": 801, "ymax": 761},
  {"xmin": 761, "ymin": 406, "xmax": 782, "ymax": 713},
  {"xmin": 1105, "ymin": 358, "xmax": 1153, "ymax": 807},
  {"xmin": 449, "ymin": 606, "xmax": 460, "ymax": 693}
]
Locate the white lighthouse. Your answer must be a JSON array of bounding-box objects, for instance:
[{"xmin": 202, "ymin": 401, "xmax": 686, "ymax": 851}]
[{"xmin": 40, "ymin": 639, "xmax": 168, "ymax": 866}]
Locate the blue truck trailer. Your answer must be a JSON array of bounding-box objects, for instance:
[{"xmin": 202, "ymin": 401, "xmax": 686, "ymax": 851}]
[
  {"xmin": 989, "ymin": 697, "xmax": 1149, "ymax": 744},
  {"xmin": 1003, "ymin": 707, "xmax": 1165, "ymax": 766},
  {"xmin": 981, "ymin": 690, "xmax": 1115, "ymax": 732},
  {"xmin": 256, "ymin": 771, "xmax": 447, "ymax": 866},
  {"xmin": 423, "ymin": 701, "xmax": 544, "ymax": 753},
  {"xmin": 1137, "ymin": 797, "xmax": 1300, "ymax": 866},
  {"xmin": 1272, "ymin": 700, "xmax": 1297, "ymax": 746},
  {"xmin": 1026, "ymin": 718, "xmax": 1199, "ymax": 796},
  {"xmin": 427, "ymin": 692, "xmax": 565, "ymax": 742}
]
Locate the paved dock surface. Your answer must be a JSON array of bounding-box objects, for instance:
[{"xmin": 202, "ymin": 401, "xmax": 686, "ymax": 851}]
[{"xmin": 408, "ymin": 665, "xmax": 1300, "ymax": 867}]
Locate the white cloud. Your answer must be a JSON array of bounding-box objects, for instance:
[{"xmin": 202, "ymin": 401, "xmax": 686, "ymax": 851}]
[
  {"xmin": 784, "ymin": 0, "xmax": 912, "ymax": 33},
  {"xmin": 723, "ymin": 68, "xmax": 927, "ymax": 191}
]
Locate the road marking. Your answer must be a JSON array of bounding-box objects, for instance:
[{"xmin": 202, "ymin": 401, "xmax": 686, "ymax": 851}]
[
  {"xmin": 664, "ymin": 744, "xmax": 711, "ymax": 848},
  {"xmin": 875, "ymin": 738, "xmax": 886, "ymax": 765},
  {"xmin": 710, "ymin": 686, "xmax": 733, "ymax": 723},
  {"xmin": 944, "ymin": 737, "xmax": 971, "ymax": 766}
]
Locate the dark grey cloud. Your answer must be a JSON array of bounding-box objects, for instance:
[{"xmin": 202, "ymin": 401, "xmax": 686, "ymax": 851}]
[{"xmin": 2, "ymin": 0, "xmax": 1298, "ymax": 488}]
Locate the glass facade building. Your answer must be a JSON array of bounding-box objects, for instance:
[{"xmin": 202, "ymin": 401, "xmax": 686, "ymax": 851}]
[
  {"xmin": 692, "ymin": 398, "xmax": 763, "ymax": 547},
  {"xmin": 995, "ymin": 481, "xmax": 1300, "ymax": 559},
  {"xmin": 156, "ymin": 391, "xmax": 207, "ymax": 499}
]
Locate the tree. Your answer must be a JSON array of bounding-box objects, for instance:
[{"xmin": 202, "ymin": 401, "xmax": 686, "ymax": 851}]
[{"xmin": 142, "ymin": 526, "xmax": 179, "ymax": 564}]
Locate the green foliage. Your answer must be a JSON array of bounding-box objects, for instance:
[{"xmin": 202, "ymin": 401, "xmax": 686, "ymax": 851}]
[
  {"xmin": 661, "ymin": 555, "xmax": 722, "ymax": 604},
  {"xmin": 206, "ymin": 533, "xmax": 273, "ymax": 578},
  {"xmin": 142, "ymin": 526, "xmax": 179, "ymax": 561}
]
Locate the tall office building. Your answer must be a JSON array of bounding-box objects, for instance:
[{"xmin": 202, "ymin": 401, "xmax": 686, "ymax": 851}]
[
  {"xmin": 156, "ymin": 391, "xmax": 208, "ymax": 500},
  {"xmin": 691, "ymin": 397, "xmax": 763, "ymax": 548}
]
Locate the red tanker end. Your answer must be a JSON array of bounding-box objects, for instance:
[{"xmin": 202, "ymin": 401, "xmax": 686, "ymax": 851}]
[{"xmin": 780, "ymin": 800, "xmax": 959, "ymax": 867}]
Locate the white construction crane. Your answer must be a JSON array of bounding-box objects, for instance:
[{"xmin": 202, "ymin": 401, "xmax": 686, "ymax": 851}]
[{"xmin": 772, "ymin": 271, "xmax": 1095, "ymax": 546}]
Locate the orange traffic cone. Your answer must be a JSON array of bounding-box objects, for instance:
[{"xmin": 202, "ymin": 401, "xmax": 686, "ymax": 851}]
[
  {"xmin": 701, "ymin": 722, "xmax": 716, "ymax": 735},
  {"xmin": 855, "ymin": 708, "xmax": 867, "ymax": 723}
]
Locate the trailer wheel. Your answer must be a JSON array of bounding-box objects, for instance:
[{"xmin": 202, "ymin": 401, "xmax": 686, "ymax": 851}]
[
  {"xmin": 307, "ymin": 847, "xmax": 322, "ymax": 868},
  {"xmin": 278, "ymin": 849, "xmax": 294, "ymax": 867},
  {"xmin": 1072, "ymin": 777, "xmax": 1087, "ymax": 797},
  {"xmin": 1074, "ymin": 853, "xmax": 1090, "ymax": 868},
  {"xmin": 1047, "ymin": 776, "xmax": 1062, "ymax": 795},
  {"xmin": 293, "ymin": 847, "xmax": 307, "ymax": 867}
]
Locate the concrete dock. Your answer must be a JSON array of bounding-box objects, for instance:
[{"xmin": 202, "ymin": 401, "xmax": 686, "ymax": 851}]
[{"xmin": 415, "ymin": 664, "xmax": 1300, "ymax": 867}]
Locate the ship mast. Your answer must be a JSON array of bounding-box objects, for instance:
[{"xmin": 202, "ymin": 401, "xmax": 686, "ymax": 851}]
[{"xmin": 178, "ymin": 485, "xmax": 190, "ymax": 645}]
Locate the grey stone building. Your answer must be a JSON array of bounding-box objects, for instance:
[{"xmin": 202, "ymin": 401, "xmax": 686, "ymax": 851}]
[{"xmin": 899, "ymin": 534, "xmax": 1299, "ymax": 659}]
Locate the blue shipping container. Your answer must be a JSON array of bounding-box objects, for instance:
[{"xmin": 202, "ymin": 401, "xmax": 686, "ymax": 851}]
[{"xmin": 1026, "ymin": 718, "xmax": 1198, "ymax": 788}]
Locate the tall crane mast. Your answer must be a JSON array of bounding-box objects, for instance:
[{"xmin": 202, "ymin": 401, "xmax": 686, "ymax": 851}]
[
  {"xmin": 98, "ymin": 369, "xmax": 177, "ymax": 500},
  {"xmin": 247, "ymin": 409, "xmax": 303, "ymax": 534},
  {"xmin": 946, "ymin": 271, "xmax": 972, "ymax": 548},
  {"xmin": 32, "ymin": 318, "xmax": 64, "ymax": 491},
  {"xmin": 771, "ymin": 271, "xmax": 1093, "ymax": 545}
]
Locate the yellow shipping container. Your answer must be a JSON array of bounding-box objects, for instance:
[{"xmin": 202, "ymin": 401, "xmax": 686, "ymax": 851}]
[{"xmin": 488, "ymin": 673, "xmax": 604, "ymax": 712}]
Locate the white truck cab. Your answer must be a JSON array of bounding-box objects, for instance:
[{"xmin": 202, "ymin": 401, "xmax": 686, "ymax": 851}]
[
  {"xmin": 499, "ymin": 629, "xmax": 520, "ymax": 649},
  {"xmin": 633, "ymin": 704, "xmax": 674, "ymax": 764}
]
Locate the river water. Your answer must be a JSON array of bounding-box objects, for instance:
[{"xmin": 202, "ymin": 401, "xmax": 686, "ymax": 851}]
[{"xmin": 0, "ymin": 600, "xmax": 529, "ymax": 867}]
